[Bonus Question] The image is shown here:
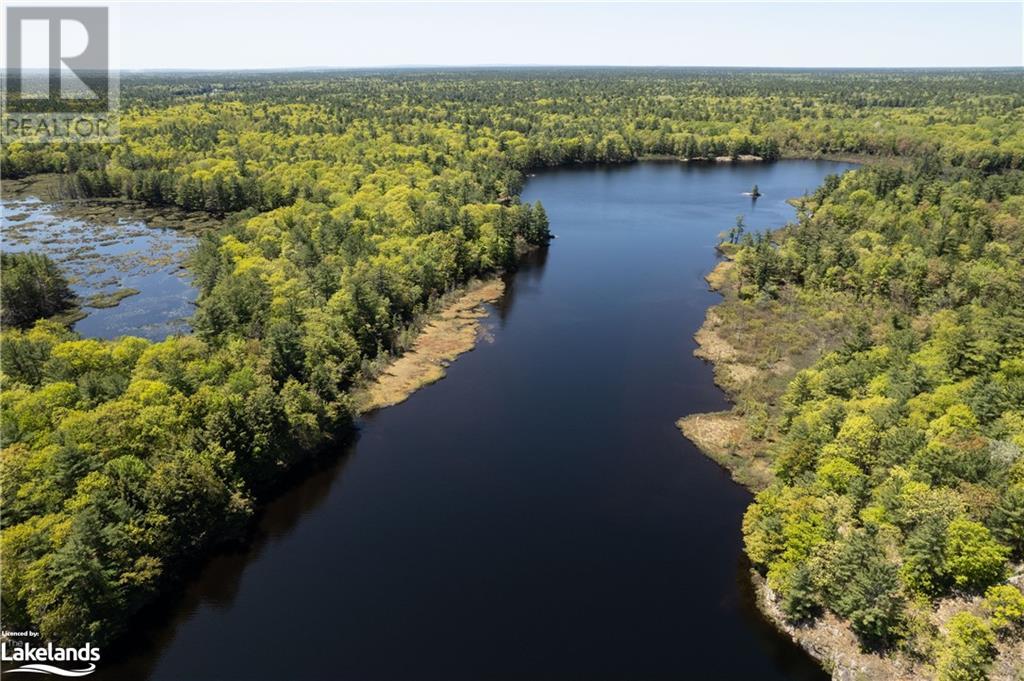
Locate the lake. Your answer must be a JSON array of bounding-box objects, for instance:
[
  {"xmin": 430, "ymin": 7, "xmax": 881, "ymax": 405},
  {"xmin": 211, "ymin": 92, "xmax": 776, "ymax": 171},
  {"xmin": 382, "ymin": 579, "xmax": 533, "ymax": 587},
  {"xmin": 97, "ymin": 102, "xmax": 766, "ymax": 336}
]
[{"xmin": 95, "ymin": 160, "xmax": 855, "ymax": 680}]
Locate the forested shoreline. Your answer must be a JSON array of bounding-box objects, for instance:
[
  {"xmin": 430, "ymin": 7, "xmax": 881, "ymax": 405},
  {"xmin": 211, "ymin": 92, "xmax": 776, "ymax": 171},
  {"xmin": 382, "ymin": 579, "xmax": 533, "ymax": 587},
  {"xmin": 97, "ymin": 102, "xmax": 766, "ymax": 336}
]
[
  {"xmin": 693, "ymin": 159, "xmax": 1024, "ymax": 678},
  {"xmin": 1, "ymin": 70, "xmax": 1022, "ymax": 677}
]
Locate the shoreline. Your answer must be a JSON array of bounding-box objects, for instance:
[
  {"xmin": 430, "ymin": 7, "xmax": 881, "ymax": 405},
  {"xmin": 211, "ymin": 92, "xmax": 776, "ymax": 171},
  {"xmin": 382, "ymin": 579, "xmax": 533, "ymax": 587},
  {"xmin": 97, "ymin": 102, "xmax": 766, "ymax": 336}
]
[
  {"xmin": 3, "ymin": 170, "xmax": 519, "ymax": 415},
  {"xmin": 2, "ymin": 173, "xmax": 226, "ymax": 233},
  {"xmin": 637, "ymin": 153, "xmax": 766, "ymax": 163},
  {"xmin": 0, "ymin": 176, "xmax": 533, "ymax": 657},
  {"xmin": 4, "ymin": 176, "xmax": 520, "ymax": 413},
  {"xmin": 2, "ymin": 178, "xmax": 216, "ymax": 335},
  {"xmin": 679, "ymin": 258, "xmax": 1024, "ymax": 681},
  {"xmin": 676, "ymin": 258, "xmax": 792, "ymax": 490},
  {"xmin": 4, "ymin": 175, "xmax": 519, "ymax": 413},
  {"xmin": 352, "ymin": 277, "xmax": 506, "ymax": 413},
  {"xmin": 678, "ymin": 257, "xmax": 902, "ymax": 679}
]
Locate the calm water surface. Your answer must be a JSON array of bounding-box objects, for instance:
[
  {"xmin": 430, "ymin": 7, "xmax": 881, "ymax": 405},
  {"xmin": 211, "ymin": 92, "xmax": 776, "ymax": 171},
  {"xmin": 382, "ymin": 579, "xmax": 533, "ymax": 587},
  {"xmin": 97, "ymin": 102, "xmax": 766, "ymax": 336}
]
[
  {"xmin": 0, "ymin": 198, "xmax": 197, "ymax": 340},
  {"xmin": 96, "ymin": 160, "xmax": 854, "ymax": 680}
]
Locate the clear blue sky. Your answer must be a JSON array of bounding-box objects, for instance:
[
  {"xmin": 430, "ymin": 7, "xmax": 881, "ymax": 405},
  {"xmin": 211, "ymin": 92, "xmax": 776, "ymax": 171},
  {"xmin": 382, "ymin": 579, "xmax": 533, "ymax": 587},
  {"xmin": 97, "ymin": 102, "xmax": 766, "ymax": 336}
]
[{"xmin": 102, "ymin": 1, "xmax": 1024, "ymax": 69}]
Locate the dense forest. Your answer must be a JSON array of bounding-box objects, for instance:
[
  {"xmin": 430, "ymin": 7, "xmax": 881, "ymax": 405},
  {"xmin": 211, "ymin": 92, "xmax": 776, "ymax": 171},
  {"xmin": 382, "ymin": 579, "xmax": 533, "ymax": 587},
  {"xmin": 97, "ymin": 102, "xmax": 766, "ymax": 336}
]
[
  {"xmin": 735, "ymin": 162, "xmax": 1024, "ymax": 678},
  {"xmin": 1, "ymin": 70, "xmax": 1022, "ymax": 676}
]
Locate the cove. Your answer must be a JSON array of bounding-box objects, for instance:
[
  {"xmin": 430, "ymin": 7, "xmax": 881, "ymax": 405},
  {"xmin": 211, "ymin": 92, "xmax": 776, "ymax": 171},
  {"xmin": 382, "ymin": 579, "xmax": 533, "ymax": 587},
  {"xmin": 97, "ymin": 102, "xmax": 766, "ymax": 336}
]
[{"xmin": 95, "ymin": 160, "xmax": 854, "ymax": 681}]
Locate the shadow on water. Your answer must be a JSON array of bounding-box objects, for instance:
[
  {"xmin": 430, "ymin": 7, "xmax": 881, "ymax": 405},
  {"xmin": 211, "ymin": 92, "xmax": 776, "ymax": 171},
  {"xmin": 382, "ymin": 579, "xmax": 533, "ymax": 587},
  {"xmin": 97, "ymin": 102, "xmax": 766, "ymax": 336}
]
[
  {"xmin": 733, "ymin": 553, "xmax": 820, "ymax": 675},
  {"xmin": 97, "ymin": 437, "xmax": 360, "ymax": 681},
  {"xmin": 496, "ymin": 245, "xmax": 550, "ymax": 323},
  {"xmin": 96, "ymin": 248, "xmax": 553, "ymax": 679}
]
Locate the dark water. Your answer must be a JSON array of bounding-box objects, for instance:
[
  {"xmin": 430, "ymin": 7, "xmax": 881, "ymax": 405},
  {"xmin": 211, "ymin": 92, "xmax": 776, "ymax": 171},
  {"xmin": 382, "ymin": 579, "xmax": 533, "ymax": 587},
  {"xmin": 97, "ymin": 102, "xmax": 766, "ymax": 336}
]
[
  {"xmin": 96, "ymin": 160, "xmax": 853, "ymax": 681},
  {"xmin": 0, "ymin": 198, "xmax": 196, "ymax": 340}
]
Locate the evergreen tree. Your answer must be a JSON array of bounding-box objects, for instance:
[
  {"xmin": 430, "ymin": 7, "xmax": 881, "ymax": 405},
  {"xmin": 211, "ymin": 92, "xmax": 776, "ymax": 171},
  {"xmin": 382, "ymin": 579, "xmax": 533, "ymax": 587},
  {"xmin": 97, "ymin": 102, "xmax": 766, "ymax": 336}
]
[{"xmin": 1, "ymin": 252, "xmax": 75, "ymax": 328}]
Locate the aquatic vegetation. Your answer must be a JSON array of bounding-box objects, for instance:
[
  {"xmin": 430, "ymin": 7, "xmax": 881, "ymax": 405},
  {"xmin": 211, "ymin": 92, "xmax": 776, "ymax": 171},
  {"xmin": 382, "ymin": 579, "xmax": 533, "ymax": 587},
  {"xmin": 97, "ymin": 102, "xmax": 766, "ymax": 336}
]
[{"xmin": 0, "ymin": 200, "xmax": 201, "ymax": 340}]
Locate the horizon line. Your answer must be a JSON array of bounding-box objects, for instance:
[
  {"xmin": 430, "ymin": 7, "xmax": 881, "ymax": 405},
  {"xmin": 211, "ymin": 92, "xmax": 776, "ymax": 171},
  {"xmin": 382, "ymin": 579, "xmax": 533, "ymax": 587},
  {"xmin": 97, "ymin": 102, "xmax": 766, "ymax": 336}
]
[{"xmin": 118, "ymin": 64, "xmax": 1024, "ymax": 73}]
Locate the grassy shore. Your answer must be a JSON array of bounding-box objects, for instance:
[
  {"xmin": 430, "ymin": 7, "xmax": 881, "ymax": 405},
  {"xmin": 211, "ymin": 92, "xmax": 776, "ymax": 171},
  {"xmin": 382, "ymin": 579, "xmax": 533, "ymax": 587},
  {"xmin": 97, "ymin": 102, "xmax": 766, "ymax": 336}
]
[
  {"xmin": 678, "ymin": 257, "xmax": 874, "ymax": 489},
  {"xmin": 352, "ymin": 278, "xmax": 505, "ymax": 413}
]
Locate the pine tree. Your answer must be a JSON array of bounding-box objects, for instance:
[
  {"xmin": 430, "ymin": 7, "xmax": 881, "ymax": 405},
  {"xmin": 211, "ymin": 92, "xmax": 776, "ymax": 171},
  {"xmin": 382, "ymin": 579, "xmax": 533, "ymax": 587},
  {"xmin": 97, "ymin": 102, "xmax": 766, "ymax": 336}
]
[
  {"xmin": 781, "ymin": 564, "xmax": 821, "ymax": 623},
  {"xmin": 530, "ymin": 200, "xmax": 550, "ymax": 244}
]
